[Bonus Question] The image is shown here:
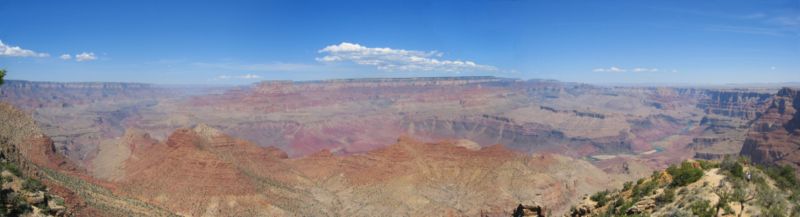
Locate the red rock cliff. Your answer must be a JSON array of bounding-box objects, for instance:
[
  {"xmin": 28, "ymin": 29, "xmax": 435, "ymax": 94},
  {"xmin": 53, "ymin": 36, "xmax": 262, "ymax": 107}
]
[{"xmin": 740, "ymin": 88, "xmax": 800, "ymax": 170}]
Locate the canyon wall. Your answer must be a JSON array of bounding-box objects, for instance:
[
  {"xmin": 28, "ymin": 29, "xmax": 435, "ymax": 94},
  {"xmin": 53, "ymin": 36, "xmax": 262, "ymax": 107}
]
[{"xmin": 741, "ymin": 88, "xmax": 800, "ymax": 170}]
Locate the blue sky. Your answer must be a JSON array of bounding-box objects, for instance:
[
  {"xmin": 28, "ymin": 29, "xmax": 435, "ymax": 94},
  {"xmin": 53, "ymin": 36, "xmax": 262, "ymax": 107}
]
[{"xmin": 0, "ymin": 0, "xmax": 798, "ymax": 85}]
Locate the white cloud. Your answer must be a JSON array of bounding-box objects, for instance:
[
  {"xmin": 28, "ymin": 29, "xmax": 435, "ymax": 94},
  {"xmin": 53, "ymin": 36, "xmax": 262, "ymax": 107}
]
[
  {"xmin": 771, "ymin": 66, "xmax": 777, "ymax": 70},
  {"xmin": 216, "ymin": 74, "xmax": 261, "ymax": 80},
  {"xmin": 59, "ymin": 54, "xmax": 72, "ymax": 60},
  {"xmin": 75, "ymin": 52, "xmax": 97, "ymax": 62},
  {"xmin": 592, "ymin": 66, "xmax": 627, "ymax": 72},
  {"xmin": 239, "ymin": 74, "xmax": 261, "ymax": 79},
  {"xmin": 593, "ymin": 66, "xmax": 662, "ymax": 73},
  {"xmin": 317, "ymin": 42, "xmax": 497, "ymax": 73},
  {"xmin": 0, "ymin": 40, "xmax": 49, "ymax": 57},
  {"xmin": 632, "ymin": 67, "xmax": 659, "ymax": 72}
]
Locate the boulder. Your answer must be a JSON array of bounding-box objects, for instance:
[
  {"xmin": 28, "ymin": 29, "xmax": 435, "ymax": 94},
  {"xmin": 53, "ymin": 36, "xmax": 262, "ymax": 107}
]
[
  {"xmin": 626, "ymin": 198, "xmax": 655, "ymax": 215},
  {"xmin": 1, "ymin": 170, "xmax": 14, "ymax": 179},
  {"xmin": 25, "ymin": 191, "xmax": 46, "ymax": 204},
  {"xmin": 513, "ymin": 203, "xmax": 547, "ymax": 217},
  {"xmin": 47, "ymin": 198, "xmax": 66, "ymax": 215},
  {"xmin": 565, "ymin": 204, "xmax": 592, "ymax": 217}
]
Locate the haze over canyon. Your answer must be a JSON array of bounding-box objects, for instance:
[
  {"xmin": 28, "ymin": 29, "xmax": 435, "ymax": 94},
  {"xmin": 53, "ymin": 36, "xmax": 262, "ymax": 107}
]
[{"xmin": 1, "ymin": 76, "xmax": 798, "ymax": 216}]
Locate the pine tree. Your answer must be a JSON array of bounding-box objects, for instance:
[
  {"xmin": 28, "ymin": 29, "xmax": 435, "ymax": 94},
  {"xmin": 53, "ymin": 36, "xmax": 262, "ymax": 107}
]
[{"xmin": 0, "ymin": 69, "xmax": 6, "ymax": 86}]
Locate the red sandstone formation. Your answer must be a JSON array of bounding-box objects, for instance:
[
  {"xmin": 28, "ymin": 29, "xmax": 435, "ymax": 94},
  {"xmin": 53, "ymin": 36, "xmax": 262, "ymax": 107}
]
[
  {"xmin": 89, "ymin": 126, "xmax": 624, "ymax": 216},
  {"xmin": 2, "ymin": 77, "xmax": 791, "ymax": 216},
  {"xmin": 741, "ymin": 88, "xmax": 800, "ymax": 171}
]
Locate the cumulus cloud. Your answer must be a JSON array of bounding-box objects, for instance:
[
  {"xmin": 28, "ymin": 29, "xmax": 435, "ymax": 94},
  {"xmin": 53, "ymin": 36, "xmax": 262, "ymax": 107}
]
[
  {"xmin": 593, "ymin": 66, "xmax": 661, "ymax": 73},
  {"xmin": 217, "ymin": 74, "xmax": 262, "ymax": 80},
  {"xmin": 239, "ymin": 74, "xmax": 261, "ymax": 79},
  {"xmin": 592, "ymin": 66, "xmax": 627, "ymax": 72},
  {"xmin": 632, "ymin": 67, "xmax": 659, "ymax": 72},
  {"xmin": 0, "ymin": 40, "xmax": 49, "ymax": 57},
  {"xmin": 75, "ymin": 52, "xmax": 97, "ymax": 62},
  {"xmin": 59, "ymin": 54, "xmax": 72, "ymax": 60},
  {"xmin": 317, "ymin": 42, "xmax": 497, "ymax": 73}
]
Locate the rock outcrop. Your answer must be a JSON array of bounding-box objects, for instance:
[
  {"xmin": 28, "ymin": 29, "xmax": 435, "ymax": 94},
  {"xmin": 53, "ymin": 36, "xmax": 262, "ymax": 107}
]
[
  {"xmin": 693, "ymin": 89, "xmax": 772, "ymax": 120},
  {"xmin": 4, "ymin": 77, "xmax": 797, "ymax": 216},
  {"xmin": 741, "ymin": 88, "xmax": 800, "ymax": 172},
  {"xmin": 0, "ymin": 160, "xmax": 70, "ymax": 216},
  {"xmin": 512, "ymin": 203, "xmax": 548, "ymax": 217},
  {"xmin": 0, "ymin": 103, "xmax": 77, "ymax": 177},
  {"xmin": 560, "ymin": 158, "xmax": 799, "ymax": 216},
  {"xmin": 1, "ymin": 102, "xmax": 176, "ymax": 216},
  {"xmin": 96, "ymin": 126, "xmax": 625, "ymax": 216}
]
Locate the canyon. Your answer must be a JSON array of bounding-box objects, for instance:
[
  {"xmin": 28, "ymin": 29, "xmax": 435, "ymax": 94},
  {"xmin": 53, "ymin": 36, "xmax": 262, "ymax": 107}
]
[
  {"xmin": 740, "ymin": 88, "xmax": 800, "ymax": 170},
  {"xmin": 0, "ymin": 76, "xmax": 797, "ymax": 216}
]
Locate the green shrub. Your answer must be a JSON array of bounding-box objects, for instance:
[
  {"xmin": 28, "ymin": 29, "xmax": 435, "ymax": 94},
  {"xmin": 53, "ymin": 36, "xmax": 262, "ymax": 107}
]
[
  {"xmin": 590, "ymin": 190, "xmax": 610, "ymax": 207},
  {"xmin": 2, "ymin": 162, "xmax": 22, "ymax": 177},
  {"xmin": 689, "ymin": 199, "xmax": 715, "ymax": 217},
  {"xmin": 757, "ymin": 185, "xmax": 787, "ymax": 217},
  {"xmin": 720, "ymin": 157, "xmax": 744, "ymax": 179},
  {"xmin": 622, "ymin": 181, "xmax": 633, "ymax": 191},
  {"xmin": 617, "ymin": 200, "xmax": 636, "ymax": 214},
  {"xmin": 632, "ymin": 180, "xmax": 658, "ymax": 201},
  {"xmin": 655, "ymin": 188, "xmax": 675, "ymax": 205},
  {"xmin": 607, "ymin": 198, "xmax": 625, "ymax": 215},
  {"xmin": 52, "ymin": 197, "xmax": 65, "ymax": 206},
  {"xmin": 23, "ymin": 178, "xmax": 46, "ymax": 192},
  {"xmin": 697, "ymin": 160, "xmax": 718, "ymax": 170},
  {"xmin": 9, "ymin": 194, "xmax": 32, "ymax": 215},
  {"xmin": 762, "ymin": 205, "xmax": 787, "ymax": 217},
  {"xmin": 667, "ymin": 161, "xmax": 704, "ymax": 187},
  {"xmin": 764, "ymin": 164, "xmax": 798, "ymax": 190},
  {"xmin": 0, "ymin": 69, "xmax": 5, "ymax": 86}
]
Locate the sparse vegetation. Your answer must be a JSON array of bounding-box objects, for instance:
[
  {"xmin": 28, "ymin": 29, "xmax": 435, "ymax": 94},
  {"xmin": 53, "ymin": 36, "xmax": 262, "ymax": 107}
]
[
  {"xmin": 763, "ymin": 164, "xmax": 799, "ymax": 191},
  {"xmin": 608, "ymin": 198, "xmax": 624, "ymax": 215},
  {"xmin": 731, "ymin": 180, "xmax": 755, "ymax": 217},
  {"xmin": 689, "ymin": 199, "xmax": 715, "ymax": 217},
  {"xmin": 569, "ymin": 159, "xmax": 800, "ymax": 217},
  {"xmin": 590, "ymin": 190, "xmax": 610, "ymax": 207},
  {"xmin": 1, "ymin": 161, "xmax": 22, "ymax": 177},
  {"xmin": 23, "ymin": 177, "xmax": 46, "ymax": 192},
  {"xmin": 696, "ymin": 160, "xmax": 718, "ymax": 170},
  {"xmin": 631, "ymin": 179, "xmax": 657, "ymax": 201},
  {"xmin": 655, "ymin": 188, "xmax": 674, "ymax": 205},
  {"xmin": 622, "ymin": 181, "xmax": 632, "ymax": 191},
  {"xmin": 757, "ymin": 184, "xmax": 788, "ymax": 217},
  {"xmin": 667, "ymin": 161, "xmax": 704, "ymax": 187},
  {"xmin": 40, "ymin": 167, "xmax": 179, "ymax": 217},
  {"xmin": 720, "ymin": 157, "xmax": 745, "ymax": 179},
  {"xmin": 0, "ymin": 161, "xmax": 44, "ymax": 216}
]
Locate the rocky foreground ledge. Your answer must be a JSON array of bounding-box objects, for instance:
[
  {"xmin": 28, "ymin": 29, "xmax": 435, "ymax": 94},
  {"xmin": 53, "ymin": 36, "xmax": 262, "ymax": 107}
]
[{"xmin": 516, "ymin": 158, "xmax": 800, "ymax": 217}]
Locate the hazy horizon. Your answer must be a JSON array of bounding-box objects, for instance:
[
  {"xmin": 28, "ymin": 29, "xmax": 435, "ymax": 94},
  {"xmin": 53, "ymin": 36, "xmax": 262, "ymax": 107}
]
[{"xmin": 4, "ymin": 76, "xmax": 800, "ymax": 88}]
